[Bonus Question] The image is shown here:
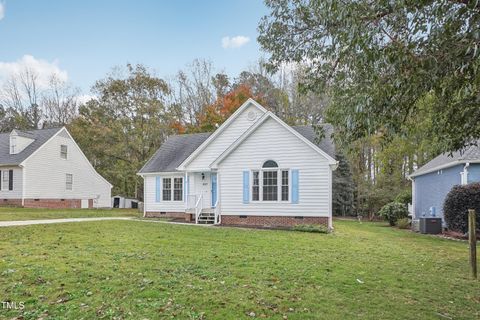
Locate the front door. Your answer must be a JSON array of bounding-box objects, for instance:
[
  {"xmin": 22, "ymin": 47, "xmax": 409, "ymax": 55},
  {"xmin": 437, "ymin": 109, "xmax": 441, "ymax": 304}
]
[{"xmin": 195, "ymin": 172, "xmax": 211, "ymax": 208}]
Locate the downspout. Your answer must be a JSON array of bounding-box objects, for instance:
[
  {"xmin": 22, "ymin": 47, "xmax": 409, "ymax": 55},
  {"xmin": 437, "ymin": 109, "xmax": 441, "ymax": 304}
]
[
  {"xmin": 142, "ymin": 174, "xmax": 146, "ymax": 218},
  {"xmin": 21, "ymin": 165, "xmax": 25, "ymax": 207}
]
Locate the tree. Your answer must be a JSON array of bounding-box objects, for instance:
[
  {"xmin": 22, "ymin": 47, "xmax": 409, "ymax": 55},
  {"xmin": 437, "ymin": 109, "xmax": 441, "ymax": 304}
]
[
  {"xmin": 258, "ymin": 0, "xmax": 480, "ymax": 153},
  {"xmin": 332, "ymin": 152, "xmax": 355, "ymax": 216},
  {"xmin": 0, "ymin": 67, "xmax": 43, "ymax": 130},
  {"xmin": 192, "ymin": 84, "xmax": 263, "ymax": 133},
  {"xmin": 69, "ymin": 64, "xmax": 174, "ymax": 198},
  {"xmin": 42, "ymin": 74, "xmax": 80, "ymax": 127},
  {"xmin": 169, "ymin": 59, "xmax": 217, "ymax": 126}
]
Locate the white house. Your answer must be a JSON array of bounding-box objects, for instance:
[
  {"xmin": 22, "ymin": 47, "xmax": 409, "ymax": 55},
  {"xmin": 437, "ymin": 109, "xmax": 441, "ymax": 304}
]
[
  {"xmin": 0, "ymin": 127, "xmax": 112, "ymax": 208},
  {"xmin": 139, "ymin": 99, "xmax": 338, "ymax": 228}
]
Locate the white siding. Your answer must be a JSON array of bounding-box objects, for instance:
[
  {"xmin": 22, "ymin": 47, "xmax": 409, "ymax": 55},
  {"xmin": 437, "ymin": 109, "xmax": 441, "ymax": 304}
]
[
  {"xmin": 22, "ymin": 129, "xmax": 112, "ymax": 207},
  {"xmin": 0, "ymin": 166, "xmax": 23, "ymax": 199},
  {"xmin": 218, "ymin": 118, "xmax": 332, "ymax": 217},
  {"xmin": 144, "ymin": 173, "xmax": 186, "ymax": 212},
  {"xmin": 186, "ymin": 104, "xmax": 265, "ymax": 170}
]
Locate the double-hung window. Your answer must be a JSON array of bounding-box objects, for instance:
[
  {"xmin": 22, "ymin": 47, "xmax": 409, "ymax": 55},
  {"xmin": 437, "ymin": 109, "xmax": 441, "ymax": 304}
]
[
  {"xmin": 66, "ymin": 174, "xmax": 73, "ymax": 190},
  {"xmin": 263, "ymin": 171, "xmax": 278, "ymax": 201},
  {"xmin": 252, "ymin": 171, "xmax": 260, "ymax": 201},
  {"xmin": 60, "ymin": 145, "xmax": 68, "ymax": 159},
  {"xmin": 281, "ymin": 170, "xmax": 289, "ymax": 201},
  {"xmin": 162, "ymin": 177, "xmax": 183, "ymax": 201},
  {"xmin": 173, "ymin": 177, "xmax": 183, "ymax": 201},
  {"xmin": 2, "ymin": 171, "xmax": 9, "ymax": 191},
  {"xmin": 162, "ymin": 178, "xmax": 172, "ymax": 201},
  {"xmin": 252, "ymin": 160, "xmax": 289, "ymax": 202}
]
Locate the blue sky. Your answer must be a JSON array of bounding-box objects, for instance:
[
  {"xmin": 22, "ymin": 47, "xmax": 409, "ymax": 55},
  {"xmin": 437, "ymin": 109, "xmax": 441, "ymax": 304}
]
[{"xmin": 0, "ymin": 0, "xmax": 268, "ymax": 93}]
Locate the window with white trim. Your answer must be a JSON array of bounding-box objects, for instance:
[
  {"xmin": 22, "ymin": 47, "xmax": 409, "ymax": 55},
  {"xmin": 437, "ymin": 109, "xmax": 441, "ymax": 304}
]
[
  {"xmin": 252, "ymin": 171, "xmax": 260, "ymax": 201},
  {"xmin": 281, "ymin": 170, "xmax": 289, "ymax": 201},
  {"xmin": 2, "ymin": 171, "xmax": 9, "ymax": 191},
  {"xmin": 173, "ymin": 177, "xmax": 183, "ymax": 201},
  {"xmin": 162, "ymin": 177, "xmax": 183, "ymax": 201},
  {"xmin": 60, "ymin": 145, "xmax": 68, "ymax": 159},
  {"xmin": 162, "ymin": 178, "xmax": 171, "ymax": 201},
  {"xmin": 251, "ymin": 161, "xmax": 289, "ymax": 202},
  {"xmin": 263, "ymin": 171, "xmax": 278, "ymax": 201},
  {"xmin": 66, "ymin": 174, "xmax": 73, "ymax": 190}
]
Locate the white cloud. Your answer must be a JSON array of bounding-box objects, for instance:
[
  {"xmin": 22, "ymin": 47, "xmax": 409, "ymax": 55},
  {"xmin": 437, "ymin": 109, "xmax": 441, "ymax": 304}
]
[
  {"xmin": 221, "ymin": 35, "xmax": 250, "ymax": 49},
  {"xmin": 0, "ymin": 55, "xmax": 68, "ymax": 89},
  {"xmin": 0, "ymin": 2, "xmax": 5, "ymax": 21}
]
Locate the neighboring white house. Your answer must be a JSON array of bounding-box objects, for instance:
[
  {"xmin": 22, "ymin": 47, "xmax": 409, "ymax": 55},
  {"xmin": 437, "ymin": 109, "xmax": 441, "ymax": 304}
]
[
  {"xmin": 139, "ymin": 99, "xmax": 338, "ymax": 228},
  {"xmin": 0, "ymin": 127, "xmax": 112, "ymax": 208}
]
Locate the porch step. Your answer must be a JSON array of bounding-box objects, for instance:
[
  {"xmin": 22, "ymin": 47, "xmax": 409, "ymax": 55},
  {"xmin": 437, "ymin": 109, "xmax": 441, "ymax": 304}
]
[{"xmin": 197, "ymin": 211, "xmax": 216, "ymax": 224}]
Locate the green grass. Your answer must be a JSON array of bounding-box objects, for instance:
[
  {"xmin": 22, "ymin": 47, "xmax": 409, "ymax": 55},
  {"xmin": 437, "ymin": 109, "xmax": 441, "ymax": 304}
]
[
  {"xmin": 0, "ymin": 220, "xmax": 478, "ymax": 319},
  {"xmin": 0, "ymin": 207, "xmax": 140, "ymax": 221}
]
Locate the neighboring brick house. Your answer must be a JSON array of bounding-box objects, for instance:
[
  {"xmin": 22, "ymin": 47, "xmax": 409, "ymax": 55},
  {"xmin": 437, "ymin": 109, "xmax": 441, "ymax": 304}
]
[
  {"xmin": 0, "ymin": 127, "xmax": 112, "ymax": 208},
  {"xmin": 138, "ymin": 99, "xmax": 338, "ymax": 228}
]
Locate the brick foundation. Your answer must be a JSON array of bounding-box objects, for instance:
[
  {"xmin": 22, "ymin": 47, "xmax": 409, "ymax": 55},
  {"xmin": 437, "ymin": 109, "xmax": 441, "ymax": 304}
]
[
  {"xmin": 221, "ymin": 215, "xmax": 329, "ymax": 228},
  {"xmin": 145, "ymin": 211, "xmax": 192, "ymax": 222},
  {"xmin": 23, "ymin": 199, "xmax": 82, "ymax": 209},
  {"xmin": 0, "ymin": 199, "xmax": 22, "ymax": 207}
]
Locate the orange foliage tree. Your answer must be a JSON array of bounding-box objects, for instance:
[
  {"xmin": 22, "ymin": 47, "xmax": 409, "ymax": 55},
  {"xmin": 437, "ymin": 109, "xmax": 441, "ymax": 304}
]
[{"xmin": 195, "ymin": 84, "xmax": 264, "ymax": 132}]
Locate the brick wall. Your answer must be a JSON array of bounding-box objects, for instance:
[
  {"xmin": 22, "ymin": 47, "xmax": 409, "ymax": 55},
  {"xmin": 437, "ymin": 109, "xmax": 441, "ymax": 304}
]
[
  {"xmin": 0, "ymin": 199, "xmax": 22, "ymax": 207},
  {"xmin": 221, "ymin": 215, "xmax": 329, "ymax": 228},
  {"xmin": 23, "ymin": 199, "xmax": 82, "ymax": 209},
  {"xmin": 145, "ymin": 211, "xmax": 192, "ymax": 222}
]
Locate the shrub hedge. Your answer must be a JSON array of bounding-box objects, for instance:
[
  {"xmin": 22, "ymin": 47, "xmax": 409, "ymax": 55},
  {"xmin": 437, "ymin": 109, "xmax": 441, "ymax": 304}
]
[
  {"xmin": 443, "ymin": 183, "xmax": 480, "ymax": 233},
  {"xmin": 292, "ymin": 224, "xmax": 329, "ymax": 233}
]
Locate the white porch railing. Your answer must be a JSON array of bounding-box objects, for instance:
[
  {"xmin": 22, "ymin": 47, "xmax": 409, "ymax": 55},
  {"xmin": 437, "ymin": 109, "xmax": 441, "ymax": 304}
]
[
  {"xmin": 194, "ymin": 194, "xmax": 203, "ymax": 224},
  {"xmin": 214, "ymin": 198, "xmax": 220, "ymax": 224}
]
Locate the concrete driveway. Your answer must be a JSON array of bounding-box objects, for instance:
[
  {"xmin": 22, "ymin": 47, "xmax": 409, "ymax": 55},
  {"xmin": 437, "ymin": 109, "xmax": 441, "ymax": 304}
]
[{"xmin": 0, "ymin": 217, "xmax": 134, "ymax": 227}]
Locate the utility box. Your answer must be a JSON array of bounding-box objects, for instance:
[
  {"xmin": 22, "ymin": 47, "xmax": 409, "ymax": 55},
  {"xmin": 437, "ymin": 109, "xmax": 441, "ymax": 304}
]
[{"xmin": 419, "ymin": 217, "xmax": 442, "ymax": 234}]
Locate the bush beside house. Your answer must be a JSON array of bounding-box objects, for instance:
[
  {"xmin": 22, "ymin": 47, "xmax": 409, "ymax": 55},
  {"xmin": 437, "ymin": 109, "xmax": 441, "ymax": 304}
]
[
  {"xmin": 443, "ymin": 183, "xmax": 480, "ymax": 233},
  {"xmin": 378, "ymin": 202, "xmax": 409, "ymax": 226}
]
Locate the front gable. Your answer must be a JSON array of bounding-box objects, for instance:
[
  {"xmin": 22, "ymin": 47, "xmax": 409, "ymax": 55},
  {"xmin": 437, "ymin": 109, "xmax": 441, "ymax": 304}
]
[{"xmin": 178, "ymin": 99, "xmax": 267, "ymax": 171}]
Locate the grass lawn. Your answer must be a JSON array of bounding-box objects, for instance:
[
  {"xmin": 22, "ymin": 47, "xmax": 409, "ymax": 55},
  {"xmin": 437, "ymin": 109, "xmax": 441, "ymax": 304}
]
[
  {"xmin": 0, "ymin": 220, "xmax": 478, "ymax": 319},
  {"xmin": 0, "ymin": 207, "xmax": 140, "ymax": 221}
]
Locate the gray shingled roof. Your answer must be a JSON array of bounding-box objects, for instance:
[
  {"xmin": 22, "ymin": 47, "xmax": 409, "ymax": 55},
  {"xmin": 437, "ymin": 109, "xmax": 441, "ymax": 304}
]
[
  {"xmin": 411, "ymin": 143, "xmax": 480, "ymax": 177},
  {"xmin": 139, "ymin": 124, "xmax": 336, "ymax": 173},
  {"xmin": 0, "ymin": 127, "xmax": 62, "ymax": 166},
  {"xmin": 292, "ymin": 124, "xmax": 335, "ymax": 159},
  {"xmin": 139, "ymin": 132, "xmax": 212, "ymax": 173}
]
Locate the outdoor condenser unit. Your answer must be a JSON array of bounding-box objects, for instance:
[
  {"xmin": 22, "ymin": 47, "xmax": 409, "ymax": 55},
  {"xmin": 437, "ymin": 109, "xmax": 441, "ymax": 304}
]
[{"xmin": 419, "ymin": 217, "xmax": 442, "ymax": 234}]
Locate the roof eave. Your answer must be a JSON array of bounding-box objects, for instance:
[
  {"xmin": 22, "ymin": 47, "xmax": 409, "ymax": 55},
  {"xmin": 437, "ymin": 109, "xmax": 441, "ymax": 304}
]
[{"xmin": 408, "ymin": 159, "xmax": 480, "ymax": 178}]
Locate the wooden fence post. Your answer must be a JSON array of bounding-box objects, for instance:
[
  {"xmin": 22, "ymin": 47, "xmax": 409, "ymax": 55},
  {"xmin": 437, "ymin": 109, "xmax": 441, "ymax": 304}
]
[{"xmin": 468, "ymin": 209, "xmax": 477, "ymax": 279}]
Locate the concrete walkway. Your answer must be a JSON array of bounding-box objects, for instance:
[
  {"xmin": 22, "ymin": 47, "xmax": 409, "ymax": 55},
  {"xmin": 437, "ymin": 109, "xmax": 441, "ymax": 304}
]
[{"xmin": 0, "ymin": 217, "xmax": 134, "ymax": 227}]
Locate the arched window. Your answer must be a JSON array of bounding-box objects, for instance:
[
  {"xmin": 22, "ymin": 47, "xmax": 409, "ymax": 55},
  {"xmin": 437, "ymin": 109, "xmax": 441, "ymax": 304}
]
[{"xmin": 262, "ymin": 160, "xmax": 278, "ymax": 168}]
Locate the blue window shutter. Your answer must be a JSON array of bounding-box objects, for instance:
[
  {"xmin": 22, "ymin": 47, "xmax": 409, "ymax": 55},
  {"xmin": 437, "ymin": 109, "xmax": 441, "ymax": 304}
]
[
  {"xmin": 292, "ymin": 169, "xmax": 299, "ymax": 204},
  {"xmin": 243, "ymin": 171, "xmax": 249, "ymax": 204},
  {"xmin": 155, "ymin": 176, "xmax": 161, "ymax": 202},
  {"xmin": 211, "ymin": 173, "xmax": 217, "ymax": 207}
]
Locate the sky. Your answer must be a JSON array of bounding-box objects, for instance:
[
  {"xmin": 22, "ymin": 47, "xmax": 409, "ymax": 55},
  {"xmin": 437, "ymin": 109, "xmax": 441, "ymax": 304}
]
[{"xmin": 0, "ymin": 0, "xmax": 269, "ymax": 94}]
